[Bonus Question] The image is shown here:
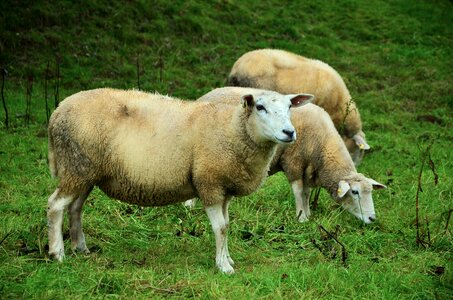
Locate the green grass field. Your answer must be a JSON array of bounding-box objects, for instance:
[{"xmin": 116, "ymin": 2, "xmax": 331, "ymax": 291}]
[{"xmin": 1, "ymin": 0, "xmax": 452, "ymax": 298}]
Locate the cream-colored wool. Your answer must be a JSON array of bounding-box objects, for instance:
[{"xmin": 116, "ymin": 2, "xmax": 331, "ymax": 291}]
[
  {"xmin": 228, "ymin": 48, "xmax": 369, "ymax": 166},
  {"xmin": 47, "ymin": 87, "xmax": 311, "ymax": 274},
  {"xmin": 189, "ymin": 87, "xmax": 385, "ymax": 223}
]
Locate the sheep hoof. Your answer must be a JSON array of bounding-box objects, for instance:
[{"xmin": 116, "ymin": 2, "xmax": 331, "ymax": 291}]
[
  {"xmin": 227, "ymin": 256, "xmax": 235, "ymax": 266},
  {"xmin": 297, "ymin": 215, "xmax": 309, "ymax": 223},
  {"xmin": 219, "ymin": 264, "xmax": 235, "ymax": 274},
  {"xmin": 72, "ymin": 246, "xmax": 90, "ymax": 255},
  {"xmin": 49, "ymin": 251, "xmax": 64, "ymax": 262},
  {"xmin": 183, "ymin": 199, "xmax": 196, "ymax": 209}
]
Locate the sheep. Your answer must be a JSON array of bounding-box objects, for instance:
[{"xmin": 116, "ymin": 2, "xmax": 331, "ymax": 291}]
[
  {"xmin": 185, "ymin": 87, "xmax": 386, "ymax": 223},
  {"xmin": 47, "ymin": 87, "xmax": 314, "ymax": 274},
  {"xmin": 227, "ymin": 48, "xmax": 370, "ymax": 166}
]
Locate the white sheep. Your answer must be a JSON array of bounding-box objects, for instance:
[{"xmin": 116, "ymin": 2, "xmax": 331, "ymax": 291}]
[
  {"xmin": 185, "ymin": 87, "xmax": 386, "ymax": 223},
  {"xmin": 228, "ymin": 48, "xmax": 369, "ymax": 166},
  {"xmin": 47, "ymin": 87, "xmax": 313, "ymax": 274}
]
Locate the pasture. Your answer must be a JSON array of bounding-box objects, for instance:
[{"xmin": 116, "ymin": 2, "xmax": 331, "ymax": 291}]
[{"xmin": 0, "ymin": 0, "xmax": 452, "ymax": 298}]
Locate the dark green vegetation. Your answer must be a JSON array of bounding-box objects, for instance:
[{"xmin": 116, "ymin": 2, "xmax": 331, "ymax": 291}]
[{"xmin": 1, "ymin": 0, "xmax": 452, "ymax": 298}]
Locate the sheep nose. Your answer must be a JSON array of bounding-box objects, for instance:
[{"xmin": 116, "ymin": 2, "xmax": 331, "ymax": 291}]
[
  {"xmin": 283, "ymin": 129, "xmax": 295, "ymax": 140},
  {"xmin": 368, "ymin": 215, "xmax": 376, "ymax": 222}
]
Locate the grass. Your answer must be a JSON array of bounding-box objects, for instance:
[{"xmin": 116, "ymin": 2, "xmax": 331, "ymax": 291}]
[{"xmin": 1, "ymin": 0, "xmax": 452, "ymax": 298}]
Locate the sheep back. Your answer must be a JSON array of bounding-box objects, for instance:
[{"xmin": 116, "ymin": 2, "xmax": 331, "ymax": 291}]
[
  {"xmin": 228, "ymin": 49, "xmax": 362, "ymax": 139},
  {"xmin": 271, "ymin": 104, "xmax": 355, "ymax": 191}
]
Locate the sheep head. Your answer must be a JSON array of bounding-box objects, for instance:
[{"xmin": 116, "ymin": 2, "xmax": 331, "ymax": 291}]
[
  {"xmin": 343, "ymin": 131, "xmax": 370, "ymax": 166},
  {"xmin": 336, "ymin": 174, "xmax": 386, "ymax": 224},
  {"xmin": 242, "ymin": 91, "xmax": 314, "ymax": 145}
]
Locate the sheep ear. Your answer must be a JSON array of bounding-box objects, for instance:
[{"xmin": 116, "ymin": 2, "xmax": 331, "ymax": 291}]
[
  {"xmin": 242, "ymin": 94, "xmax": 255, "ymax": 109},
  {"xmin": 367, "ymin": 178, "xmax": 387, "ymax": 190},
  {"xmin": 337, "ymin": 180, "xmax": 350, "ymax": 198},
  {"xmin": 288, "ymin": 93, "xmax": 314, "ymax": 107},
  {"xmin": 352, "ymin": 133, "xmax": 370, "ymax": 150}
]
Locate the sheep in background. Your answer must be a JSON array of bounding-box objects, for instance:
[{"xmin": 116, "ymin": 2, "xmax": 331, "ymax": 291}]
[
  {"xmin": 185, "ymin": 87, "xmax": 386, "ymax": 223},
  {"xmin": 47, "ymin": 87, "xmax": 313, "ymax": 274},
  {"xmin": 228, "ymin": 48, "xmax": 369, "ymax": 166}
]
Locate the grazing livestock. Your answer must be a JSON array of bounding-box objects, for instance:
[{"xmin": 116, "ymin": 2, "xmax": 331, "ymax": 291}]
[{"xmin": 47, "ymin": 87, "xmax": 313, "ymax": 273}]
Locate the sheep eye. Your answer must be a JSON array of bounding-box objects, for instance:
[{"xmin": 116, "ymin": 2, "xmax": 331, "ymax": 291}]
[
  {"xmin": 256, "ymin": 105, "xmax": 267, "ymax": 112},
  {"xmin": 351, "ymin": 190, "xmax": 359, "ymax": 195}
]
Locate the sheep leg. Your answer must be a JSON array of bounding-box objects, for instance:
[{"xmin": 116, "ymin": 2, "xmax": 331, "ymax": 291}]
[
  {"xmin": 291, "ymin": 180, "xmax": 311, "ymax": 222},
  {"xmin": 222, "ymin": 198, "xmax": 234, "ymax": 266},
  {"xmin": 47, "ymin": 188, "xmax": 74, "ymax": 261},
  {"xmin": 183, "ymin": 198, "xmax": 197, "ymax": 209},
  {"xmin": 302, "ymin": 185, "xmax": 311, "ymax": 218},
  {"xmin": 68, "ymin": 187, "xmax": 92, "ymax": 254},
  {"xmin": 205, "ymin": 202, "xmax": 234, "ymax": 274}
]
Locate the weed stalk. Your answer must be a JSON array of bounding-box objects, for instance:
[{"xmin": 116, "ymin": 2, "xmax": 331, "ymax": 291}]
[
  {"xmin": 415, "ymin": 140, "xmax": 437, "ymax": 248},
  {"xmin": 44, "ymin": 61, "xmax": 50, "ymax": 124},
  {"xmin": 445, "ymin": 209, "xmax": 452, "ymax": 234},
  {"xmin": 136, "ymin": 54, "xmax": 141, "ymax": 90},
  {"xmin": 425, "ymin": 216, "xmax": 431, "ymax": 245},
  {"xmin": 54, "ymin": 55, "xmax": 60, "ymax": 109},
  {"xmin": 312, "ymin": 223, "xmax": 348, "ymax": 266},
  {"xmin": 311, "ymin": 187, "xmax": 321, "ymax": 210},
  {"xmin": 25, "ymin": 74, "xmax": 33, "ymax": 127},
  {"xmin": 339, "ymin": 98, "xmax": 355, "ymax": 136},
  {"xmin": 318, "ymin": 224, "xmax": 348, "ymax": 266},
  {"xmin": 1, "ymin": 68, "xmax": 8, "ymax": 128},
  {"xmin": 0, "ymin": 231, "xmax": 12, "ymax": 246},
  {"xmin": 155, "ymin": 47, "xmax": 164, "ymax": 83}
]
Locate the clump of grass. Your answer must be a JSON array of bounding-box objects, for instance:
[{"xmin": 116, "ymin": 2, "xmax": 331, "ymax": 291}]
[
  {"xmin": 415, "ymin": 139, "xmax": 438, "ymax": 248},
  {"xmin": 311, "ymin": 224, "xmax": 348, "ymax": 267}
]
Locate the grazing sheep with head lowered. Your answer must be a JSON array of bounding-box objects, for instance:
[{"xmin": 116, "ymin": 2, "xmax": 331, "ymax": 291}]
[
  {"xmin": 185, "ymin": 87, "xmax": 386, "ymax": 223},
  {"xmin": 47, "ymin": 87, "xmax": 313, "ymax": 274},
  {"xmin": 228, "ymin": 48, "xmax": 369, "ymax": 166}
]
